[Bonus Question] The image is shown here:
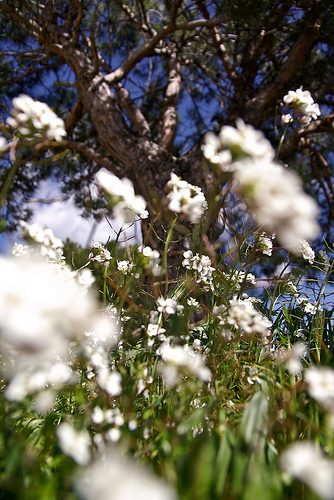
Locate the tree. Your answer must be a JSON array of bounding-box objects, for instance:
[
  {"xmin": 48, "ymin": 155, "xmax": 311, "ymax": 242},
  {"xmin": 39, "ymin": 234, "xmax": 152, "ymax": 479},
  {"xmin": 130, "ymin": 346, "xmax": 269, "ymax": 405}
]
[{"xmin": 0, "ymin": 0, "xmax": 334, "ymax": 245}]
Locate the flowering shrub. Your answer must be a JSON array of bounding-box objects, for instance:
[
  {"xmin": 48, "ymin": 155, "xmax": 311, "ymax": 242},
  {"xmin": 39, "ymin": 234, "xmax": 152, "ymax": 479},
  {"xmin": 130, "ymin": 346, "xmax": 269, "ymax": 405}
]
[{"xmin": 0, "ymin": 90, "xmax": 334, "ymax": 500}]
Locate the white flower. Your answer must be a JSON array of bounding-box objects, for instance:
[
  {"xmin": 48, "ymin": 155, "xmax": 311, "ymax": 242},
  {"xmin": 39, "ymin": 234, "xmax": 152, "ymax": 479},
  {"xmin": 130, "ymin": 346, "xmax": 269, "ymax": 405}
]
[
  {"xmin": 0, "ymin": 256, "xmax": 97, "ymax": 378},
  {"xmin": 258, "ymin": 232, "xmax": 275, "ymax": 256},
  {"xmin": 278, "ymin": 342, "xmax": 307, "ymax": 375},
  {"xmin": 219, "ymin": 119, "xmax": 275, "ymax": 162},
  {"xmin": 146, "ymin": 323, "xmax": 166, "ymax": 337},
  {"xmin": 165, "ymin": 173, "xmax": 207, "ymax": 224},
  {"xmin": 7, "ymin": 94, "xmax": 66, "ymax": 140},
  {"xmin": 77, "ymin": 268, "xmax": 96, "ymax": 287},
  {"xmin": 220, "ymin": 296, "xmax": 272, "ymax": 339},
  {"xmin": 283, "ymin": 87, "xmax": 321, "ymax": 123},
  {"xmin": 202, "ymin": 132, "xmax": 233, "ymax": 170},
  {"xmin": 57, "ymin": 422, "xmax": 91, "ymax": 466},
  {"xmin": 158, "ymin": 342, "xmax": 212, "ymax": 387},
  {"xmin": 96, "ymin": 170, "xmax": 148, "ymax": 224},
  {"xmin": 300, "ymin": 239, "xmax": 315, "ymax": 264},
  {"xmin": 97, "ymin": 368, "xmax": 122, "ymax": 396},
  {"xmin": 0, "ymin": 136, "xmax": 7, "ymax": 153},
  {"xmin": 280, "ymin": 441, "xmax": 334, "ymax": 500},
  {"xmin": 187, "ymin": 297, "xmax": 199, "ymax": 308},
  {"xmin": 157, "ymin": 297, "xmax": 184, "ymax": 315},
  {"xmin": 281, "ymin": 113, "xmax": 293, "ymax": 125},
  {"xmin": 234, "ymin": 158, "xmax": 320, "ymax": 252},
  {"xmin": 182, "ymin": 250, "xmax": 215, "ymax": 286},
  {"xmin": 117, "ymin": 260, "xmax": 134, "ymax": 275},
  {"xmin": 88, "ymin": 242, "xmax": 112, "ymax": 266},
  {"xmin": 75, "ymin": 449, "xmax": 177, "ymax": 500},
  {"xmin": 304, "ymin": 366, "xmax": 334, "ymax": 412}
]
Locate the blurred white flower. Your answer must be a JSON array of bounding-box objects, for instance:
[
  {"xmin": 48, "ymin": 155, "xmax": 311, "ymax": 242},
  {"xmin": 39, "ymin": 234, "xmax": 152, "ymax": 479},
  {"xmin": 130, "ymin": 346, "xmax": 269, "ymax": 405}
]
[
  {"xmin": 75, "ymin": 448, "xmax": 177, "ymax": 500},
  {"xmin": 96, "ymin": 170, "xmax": 148, "ymax": 224},
  {"xmin": 280, "ymin": 441, "xmax": 334, "ymax": 500},
  {"xmin": 278, "ymin": 342, "xmax": 307, "ymax": 375},
  {"xmin": 77, "ymin": 268, "xmax": 96, "ymax": 287},
  {"xmin": 281, "ymin": 113, "xmax": 293, "ymax": 125},
  {"xmin": 0, "ymin": 256, "xmax": 96, "ymax": 371},
  {"xmin": 304, "ymin": 366, "xmax": 334, "ymax": 412},
  {"xmin": 7, "ymin": 94, "xmax": 66, "ymax": 140},
  {"xmin": 218, "ymin": 119, "xmax": 276, "ymax": 162},
  {"xmin": 97, "ymin": 368, "xmax": 122, "ymax": 396},
  {"xmin": 158, "ymin": 342, "xmax": 212, "ymax": 387},
  {"xmin": 138, "ymin": 245, "xmax": 162, "ymax": 276},
  {"xmin": 57, "ymin": 422, "xmax": 91, "ymax": 466},
  {"xmin": 234, "ymin": 158, "xmax": 319, "ymax": 252},
  {"xmin": 0, "ymin": 136, "xmax": 7, "ymax": 153}
]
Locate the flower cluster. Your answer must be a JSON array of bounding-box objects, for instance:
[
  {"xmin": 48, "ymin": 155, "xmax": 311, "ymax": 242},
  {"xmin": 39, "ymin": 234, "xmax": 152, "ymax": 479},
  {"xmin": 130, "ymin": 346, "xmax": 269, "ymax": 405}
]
[
  {"xmin": 202, "ymin": 119, "xmax": 275, "ymax": 171},
  {"xmin": 234, "ymin": 158, "xmax": 319, "ymax": 253},
  {"xmin": 257, "ymin": 232, "xmax": 275, "ymax": 256},
  {"xmin": 138, "ymin": 245, "xmax": 162, "ymax": 276},
  {"xmin": 280, "ymin": 441, "xmax": 334, "ymax": 500},
  {"xmin": 88, "ymin": 241, "xmax": 112, "ymax": 266},
  {"xmin": 182, "ymin": 250, "xmax": 215, "ymax": 287},
  {"xmin": 300, "ymin": 239, "xmax": 315, "ymax": 264},
  {"xmin": 96, "ymin": 170, "xmax": 149, "ymax": 225},
  {"xmin": 202, "ymin": 117, "xmax": 320, "ymax": 253},
  {"xmin": 214, "ymin": 295, "xmax": 272, "ymax": 342},
  {"xmin": 282, "ymin": 87, "xmax": 321, "ymax": 124},
  {"xmin": 157, "ymin": 341, "xmax": 212, "ymax": 387},
  {"xmin": 7, "ymin": 94, "xmax": 66, "ymax": 141},
  {"xmin": 165, "ymin": 173, "xmax": 208, "ymax": 223},
  {"xmin": 0, "ymin": 256, "xmax": 101, "ymax": 401}
]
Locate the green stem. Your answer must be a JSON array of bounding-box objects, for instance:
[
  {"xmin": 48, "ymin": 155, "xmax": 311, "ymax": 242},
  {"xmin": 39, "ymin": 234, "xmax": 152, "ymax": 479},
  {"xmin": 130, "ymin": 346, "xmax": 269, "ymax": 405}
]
[{"xmin": 163, "ymin": 216, "xmax": 178, "ymax": 295}]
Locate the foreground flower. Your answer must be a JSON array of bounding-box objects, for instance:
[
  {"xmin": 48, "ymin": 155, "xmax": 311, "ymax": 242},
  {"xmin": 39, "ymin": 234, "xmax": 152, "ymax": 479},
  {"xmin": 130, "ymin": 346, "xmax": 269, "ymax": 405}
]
[
  {"xmin": 304, "ymin": 366, "xmax": 334, "ymax": 412},
  {"xmin": 75, "ymin": 448, "xmax": 177, "ymax": 500},
  {"xmin": 234, "ymin": 158, "xmax": 319, "ymax": 252},
  {"xmin": 96, "ymin": 170, "xmax": 149, "ymax": 224},
  {"xmin": 57, "ymin": 423, "xmax": 91, "ymax": 466},
  {"xmin": 280, "ymin": 441, "xmax": 334, "ymax": 500},
  {"xmin": 7, "ymin": 94, "xmax": 66, "ymax": 140},
  {"xmin": 202, "ymin": 119, "xmax": 275, "ymax": 171},
  {"xmin": 0, "ymin": 256, "xmax": 117, "ymax": 401}
]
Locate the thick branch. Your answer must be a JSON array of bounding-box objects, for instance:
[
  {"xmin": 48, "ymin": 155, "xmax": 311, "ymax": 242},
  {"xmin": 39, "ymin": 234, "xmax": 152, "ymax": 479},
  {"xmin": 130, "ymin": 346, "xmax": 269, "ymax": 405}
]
[
  {"xmin": 114, "ymin": 83, "xmax": 151, "ymax": 138},
  {"xmin": 279, "ymin": 114, "xmax": 334, "ymax": 160},
  {"xmin": 65, "ymin": 140, "xmax": 124, "ymax": 177},
  {"xmin": 158, "ymin": 52, "xmax": 182, "ymax": 152}
]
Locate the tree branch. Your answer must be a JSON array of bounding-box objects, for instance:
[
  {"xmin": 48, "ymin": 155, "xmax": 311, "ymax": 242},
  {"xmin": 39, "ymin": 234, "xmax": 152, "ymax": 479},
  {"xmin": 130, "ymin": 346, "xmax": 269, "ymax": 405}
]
[
  {"xmin": 158, "ymin": 52, "xmax": 182, "ymax": 152},
  {"xmin": 241, "ymin": 7, "xmax": 323, "ymax": 126},
  {"xmin": 103, "ymin": 17, "xmax": 229, "ymax": 85},
  {"xmin": 65, "ymin": 140, "xmax": 124, "ymax": 177},
  {"xmin": 114, "ymin": 83, "xmax": 152, "ymax": 138}
]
